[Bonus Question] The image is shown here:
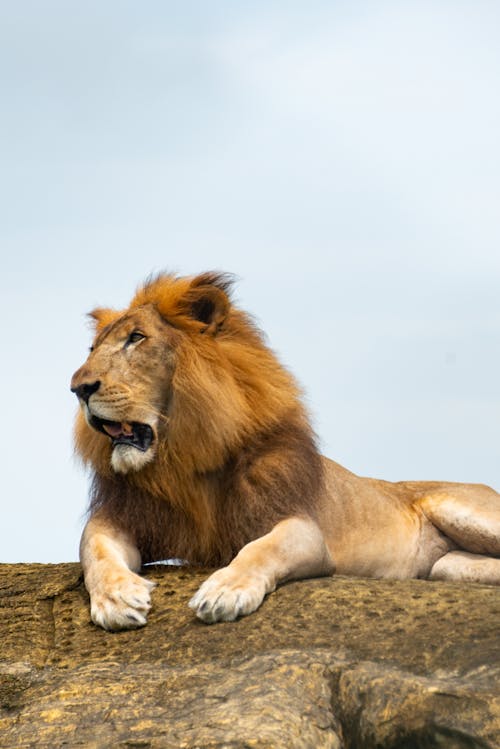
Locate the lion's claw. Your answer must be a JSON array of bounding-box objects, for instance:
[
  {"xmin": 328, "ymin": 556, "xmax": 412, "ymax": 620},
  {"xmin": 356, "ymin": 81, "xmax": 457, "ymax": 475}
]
[
  {"xmin": 189, "ymin": 566, "xmax": 268, "ymax": 624},
  {"xmin": 88, "ymin": 570, "xmax": 155, "ymax": 631}
]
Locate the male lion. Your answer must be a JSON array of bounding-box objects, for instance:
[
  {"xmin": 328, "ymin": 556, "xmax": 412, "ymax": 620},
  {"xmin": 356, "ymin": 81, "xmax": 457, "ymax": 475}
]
[{"xmin": 71, "ymin": 271, "xmax": 500, "ymax": 630}]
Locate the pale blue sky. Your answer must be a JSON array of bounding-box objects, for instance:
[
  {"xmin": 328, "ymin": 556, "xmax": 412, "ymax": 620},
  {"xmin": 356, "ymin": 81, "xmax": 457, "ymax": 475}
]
[{"xmin": 1, "ymin": 1, "xmax": 499, "ymax": 562}]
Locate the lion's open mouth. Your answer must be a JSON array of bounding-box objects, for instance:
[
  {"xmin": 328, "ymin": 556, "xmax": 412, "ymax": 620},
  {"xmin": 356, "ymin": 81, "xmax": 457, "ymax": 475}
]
[{"xmin": 89, "ymin": 415, "xmax": 154, "ymax": 452}]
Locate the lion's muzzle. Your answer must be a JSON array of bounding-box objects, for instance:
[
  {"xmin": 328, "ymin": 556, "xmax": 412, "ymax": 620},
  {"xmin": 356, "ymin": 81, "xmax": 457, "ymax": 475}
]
[
  {"xmin": 89, "ymin": 414, "xmax": 154, "ymax": 452},
  {"xmin": 71, "ymin": 372, "xmax": 155, "ymax": 454}
]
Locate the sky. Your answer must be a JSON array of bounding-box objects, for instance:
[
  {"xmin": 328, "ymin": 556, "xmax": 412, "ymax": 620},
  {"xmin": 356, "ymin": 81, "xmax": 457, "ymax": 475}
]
[{"xmin": 1, "ymin": 1, "xmax": 499, "ymax": 562}]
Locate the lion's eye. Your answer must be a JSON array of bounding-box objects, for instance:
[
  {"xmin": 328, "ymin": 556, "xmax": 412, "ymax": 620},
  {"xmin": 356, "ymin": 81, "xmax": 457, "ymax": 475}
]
[{"xmin": 125, "ymin": 331, "xmax": 146, "ymax": 348}]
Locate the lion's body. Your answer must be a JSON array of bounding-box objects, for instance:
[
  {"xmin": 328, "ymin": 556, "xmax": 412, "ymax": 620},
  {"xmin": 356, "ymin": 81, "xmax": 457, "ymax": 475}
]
[
  {"xmin": 71, "ymin": 272, "xmax": 500, "ymax": 630},
  {"xmin": 319, "ymin": 459, "xmax": 500, "ymax": 580}
]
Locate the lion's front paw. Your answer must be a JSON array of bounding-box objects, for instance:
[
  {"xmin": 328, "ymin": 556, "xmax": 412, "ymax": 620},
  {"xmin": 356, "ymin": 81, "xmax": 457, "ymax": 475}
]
[
  {"xmin": 87, "ymin": 568, "xmax": 156, "ymax": 631},
  {"xmin": 189, "ymin": 566, "xmax": 269, "ymax": 624}
]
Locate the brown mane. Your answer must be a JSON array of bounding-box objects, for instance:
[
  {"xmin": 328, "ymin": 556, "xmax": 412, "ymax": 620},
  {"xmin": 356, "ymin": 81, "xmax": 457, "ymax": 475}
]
[{"xmin": 76, "ymin": 272, "xmax": 324, "ymax": 565}]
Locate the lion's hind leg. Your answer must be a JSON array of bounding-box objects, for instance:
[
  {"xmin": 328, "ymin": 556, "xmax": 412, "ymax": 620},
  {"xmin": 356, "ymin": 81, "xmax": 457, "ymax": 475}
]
[
  {"xmin": 430, "ymin": 551, "xmax": 500, "ymax": 584},
  {"xmin": 419, "ymin": 484, "xmax": 500, "ymax": 584},
  {"xmin": 420, "ymin": 485, "xmax": 500, "ymax": 556}
]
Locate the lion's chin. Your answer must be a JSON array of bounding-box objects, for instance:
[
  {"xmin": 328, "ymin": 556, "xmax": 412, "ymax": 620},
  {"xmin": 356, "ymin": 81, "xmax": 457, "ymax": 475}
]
[{"xmin": 111, "ymin": 443, "xmax": 156, "ymax": 474}]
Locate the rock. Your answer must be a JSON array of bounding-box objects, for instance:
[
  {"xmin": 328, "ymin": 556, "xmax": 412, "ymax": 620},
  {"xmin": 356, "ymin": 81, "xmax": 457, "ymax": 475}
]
[{"xmin": 0, "ymin": 563, "xmax": 499, "ymax": 748}]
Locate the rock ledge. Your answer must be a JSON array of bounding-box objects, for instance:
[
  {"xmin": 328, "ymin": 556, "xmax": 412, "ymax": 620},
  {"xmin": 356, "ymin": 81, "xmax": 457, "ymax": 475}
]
[{"xmin": 1, "ymin": 563, "xmax": 499, "ymax": 748}]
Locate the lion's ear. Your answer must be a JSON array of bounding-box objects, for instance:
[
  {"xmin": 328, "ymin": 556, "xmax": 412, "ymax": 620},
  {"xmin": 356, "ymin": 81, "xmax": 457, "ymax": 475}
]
[
  {"xmin": 184, "ymin": 272, "xmax": 233, "ymax": 334},
  {"xmin": 88, "ymin": 307, "xmax": 120, "ymax": 333},
  {"xmin": 185, "ymin": 286, "xmax": 229, "ymax": 334}
]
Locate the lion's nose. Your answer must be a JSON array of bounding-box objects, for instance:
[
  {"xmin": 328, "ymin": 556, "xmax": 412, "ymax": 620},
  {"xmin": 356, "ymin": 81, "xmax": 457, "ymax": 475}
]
[{"xmin": 71, "ymin": 380, "xmax": 101, "ymax": 403}]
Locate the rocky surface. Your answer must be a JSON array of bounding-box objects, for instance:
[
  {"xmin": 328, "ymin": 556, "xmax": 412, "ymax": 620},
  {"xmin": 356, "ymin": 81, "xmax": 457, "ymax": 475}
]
[{"xmin": 0, "ymin": 563, "xmax": 499, "ymax": 748}]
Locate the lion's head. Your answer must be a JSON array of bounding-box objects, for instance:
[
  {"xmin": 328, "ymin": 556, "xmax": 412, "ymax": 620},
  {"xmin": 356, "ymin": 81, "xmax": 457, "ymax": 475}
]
[{"xmin": 71, "ymin": 272, "xmax": 302, "ymax": 478}]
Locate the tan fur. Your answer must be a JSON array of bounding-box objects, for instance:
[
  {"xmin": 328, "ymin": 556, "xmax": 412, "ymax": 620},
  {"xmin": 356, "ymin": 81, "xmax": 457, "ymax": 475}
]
[{"xmin": 71, "ymin": 271, "xmax": 500, "ymax": 630}]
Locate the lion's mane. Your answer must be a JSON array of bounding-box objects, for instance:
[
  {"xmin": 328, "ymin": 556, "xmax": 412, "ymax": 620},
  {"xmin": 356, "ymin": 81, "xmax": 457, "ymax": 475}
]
[{"xmin": 76, "ymin": 272, "xmax": 324, "ymax": 565}]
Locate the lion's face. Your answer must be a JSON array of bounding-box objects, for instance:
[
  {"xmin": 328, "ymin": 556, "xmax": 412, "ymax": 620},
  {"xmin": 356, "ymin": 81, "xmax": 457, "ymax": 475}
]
[
  {"xmin": 71, "ymin": 304, "xmax": 178, "ymax": 474},
  {"xmin": 71, "ymin": 271, "xmax": 299, "ymax": 480}
]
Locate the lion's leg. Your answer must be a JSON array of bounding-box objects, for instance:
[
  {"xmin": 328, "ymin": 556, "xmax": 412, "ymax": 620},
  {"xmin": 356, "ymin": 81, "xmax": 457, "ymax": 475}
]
[
  {"xmin": 419, "ymin": 486, "xmax": 500, "ymax": 557},
  {"xmin": 189, "ymin": 516, "xmax": 335, "ymax": 624},
  {"xmin": 430, "ymin": 551, "xmax": 500, "ymax": 584},
  {"xmin": 80, "ymin": 515, "xmax": 155, "ymax": 631}
]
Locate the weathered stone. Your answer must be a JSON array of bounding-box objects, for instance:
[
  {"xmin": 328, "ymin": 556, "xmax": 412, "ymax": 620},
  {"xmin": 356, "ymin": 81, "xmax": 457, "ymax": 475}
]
[{"xmin": 0, "ymin": 563, "xmax": 498, "ymax": 748}]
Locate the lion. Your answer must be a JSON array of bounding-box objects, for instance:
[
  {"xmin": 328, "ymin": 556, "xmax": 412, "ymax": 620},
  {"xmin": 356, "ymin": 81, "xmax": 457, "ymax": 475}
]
[{"xmin": 71, "ymin": 271, "xmax": 500, "ymax": 630}]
